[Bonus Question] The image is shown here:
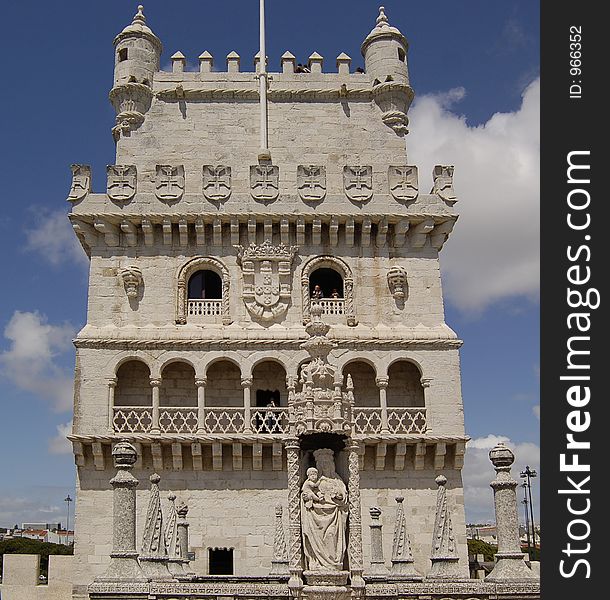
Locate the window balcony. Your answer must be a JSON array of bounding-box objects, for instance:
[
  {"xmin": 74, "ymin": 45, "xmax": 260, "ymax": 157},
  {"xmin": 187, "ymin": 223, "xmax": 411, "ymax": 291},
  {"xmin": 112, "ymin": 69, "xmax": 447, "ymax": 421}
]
[{"xmin": 187, "ymin": 299, "xmax": 223, "ymax": 318}]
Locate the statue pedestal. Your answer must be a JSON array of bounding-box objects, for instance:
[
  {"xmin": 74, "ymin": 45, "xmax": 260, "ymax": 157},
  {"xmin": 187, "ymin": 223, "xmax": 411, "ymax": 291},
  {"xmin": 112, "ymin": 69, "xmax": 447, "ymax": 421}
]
[{"xmin": 302, "ymin": 571, "xmax": 350, "ymax": 600}]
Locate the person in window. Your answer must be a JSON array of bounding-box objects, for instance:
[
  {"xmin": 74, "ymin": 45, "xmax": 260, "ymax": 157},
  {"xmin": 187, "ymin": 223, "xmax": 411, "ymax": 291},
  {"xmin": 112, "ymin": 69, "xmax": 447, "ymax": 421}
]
[
  {"xmin": 311, "ymin": 285, "xmax": 323, "ymax": 299},
  {"xmin": 265, "ymin": 398, "xmax": 277, "ymax": 433},
  {"xmin": 330, "ymin": 289, "xmax": 340, "ymax": 298}
]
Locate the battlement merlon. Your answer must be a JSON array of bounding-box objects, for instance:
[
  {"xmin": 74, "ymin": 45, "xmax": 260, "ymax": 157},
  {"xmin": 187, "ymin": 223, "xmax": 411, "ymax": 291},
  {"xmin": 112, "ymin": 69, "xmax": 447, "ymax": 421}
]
[{"xmin": 109, "ymin": 5, "xmax": 414, "ymax": 144}]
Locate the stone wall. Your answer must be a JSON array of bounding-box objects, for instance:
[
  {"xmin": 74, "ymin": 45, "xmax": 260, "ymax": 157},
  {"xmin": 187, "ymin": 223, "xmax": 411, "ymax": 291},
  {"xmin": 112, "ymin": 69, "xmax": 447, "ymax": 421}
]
[{"xmin": 0, "ymin": 554, "xmax": 74, "ymax": 600}]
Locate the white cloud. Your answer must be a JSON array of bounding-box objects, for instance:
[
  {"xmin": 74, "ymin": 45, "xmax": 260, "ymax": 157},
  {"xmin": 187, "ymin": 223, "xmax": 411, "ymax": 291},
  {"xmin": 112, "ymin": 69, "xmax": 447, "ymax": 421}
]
[
  {"xmin": 409, "ymin": 78, "xmax": 540, "ymax": 312},
  {"xmin": 0, "ymin": 311, "xmax": 76, "ymax": 412},
  {"xmin": 463, "ymin": 435, "xmax": 540, "ymax": 523},
  {"xmin": 25, "ymin": 209, "xmax": 87, "ymax": 267},
  {"xmin": 49, "ymin": 421, "xmax": 72, "ymax": 455},
  {"xmin": 532, "ymin": 405, "xmax": 540, "ymax": 420}
]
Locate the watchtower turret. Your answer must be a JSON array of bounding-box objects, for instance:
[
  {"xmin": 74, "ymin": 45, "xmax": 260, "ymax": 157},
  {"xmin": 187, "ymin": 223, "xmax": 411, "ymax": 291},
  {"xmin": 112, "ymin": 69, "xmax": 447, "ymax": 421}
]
[
  {"xmin": 110, "ymin": 5, "xmax": 162, "ymax": 140},
  {"xmin": 361, "ymin": 6, "xmax": 413, "ymax": 136}
]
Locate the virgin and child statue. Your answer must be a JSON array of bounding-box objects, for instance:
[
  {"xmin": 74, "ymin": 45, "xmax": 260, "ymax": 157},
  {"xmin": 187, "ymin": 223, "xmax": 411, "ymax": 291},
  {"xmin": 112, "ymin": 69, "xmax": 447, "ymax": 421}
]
[{"xmin": 300, "ymin": 448, "xmax": 348, "ymax": 571}]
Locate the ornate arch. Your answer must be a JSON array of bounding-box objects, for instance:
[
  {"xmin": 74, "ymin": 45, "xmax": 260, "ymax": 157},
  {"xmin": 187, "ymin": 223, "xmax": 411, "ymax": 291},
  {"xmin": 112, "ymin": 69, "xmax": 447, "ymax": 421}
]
[
  {"xmin": 301, "ymin": 255, "xmax": 356, "ymax": 326},
  {"xmin": 176, "ymin": 257, "xmax": 231, "ymax": 325}
]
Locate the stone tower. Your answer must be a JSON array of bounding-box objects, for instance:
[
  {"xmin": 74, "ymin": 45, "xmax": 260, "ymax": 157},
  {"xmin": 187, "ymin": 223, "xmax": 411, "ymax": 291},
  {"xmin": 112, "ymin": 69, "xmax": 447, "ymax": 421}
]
[{"xmin": 67, "ymin": 5, "xmax": 478, "ymax": 599}]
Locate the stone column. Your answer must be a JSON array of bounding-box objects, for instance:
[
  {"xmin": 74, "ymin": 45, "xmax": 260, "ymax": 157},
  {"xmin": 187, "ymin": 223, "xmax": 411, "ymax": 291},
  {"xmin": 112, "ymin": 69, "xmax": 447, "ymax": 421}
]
[
  {"xmin": 150, "ymin": 377, "xmax": 162, "ymax": 434},
  {"xmin": 177, "ymin": 500, "xmax": 193, "ymax": 574},
  {"xmin": 486, "ymin": 443, "xmax": 536, "ymax": 581},
  {"xmin": 285, "ymin": 437, "xmax": 303, "ymax": 596},
  {"xmin": 420, "ymin": 377, "xmax": 433, "ymax": 433},
  {"xmin": 270, "ymin": 504, "xmax": 289, "ymax": 576},
  {"xmin": 95, "ymin": 441, "xmax": 146, "ymax": 581},
  {"xmin": 368, "ymin": 507, "xmax": 388, "ymax": 575},
  {"xmin": 242, "ymin": 377, "xmax": 253, "ymax": 433},
  {"xmin": 107, "ymin": 377, "xmax": 117, "ymax": 432},
  {"xmin": 195, "ymin": 377, "xmax": 207, "ymax": 433},
  {"xmin": 376, "ymin": 377, "xmax": 389, "ymax": 433},
  {"xmin": 346, "ymin": 439, "xmax": 365, "ymax": 596}
]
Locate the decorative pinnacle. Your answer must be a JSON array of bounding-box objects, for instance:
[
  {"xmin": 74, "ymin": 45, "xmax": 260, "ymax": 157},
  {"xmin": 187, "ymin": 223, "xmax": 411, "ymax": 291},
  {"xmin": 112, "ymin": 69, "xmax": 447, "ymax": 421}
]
[
  {"xmin": 133, "ymin": 5, "xmax": 146, "ymax": 25},
  {"xmin": 112, "ymin": 440, "xmax": 137, "ymax": 468},
  {"xmin": 489, "ymin": 442, "xmax": 515, "ymax": 470},
  {"xmin": 167, "ymin": 492, "xmax": 176, "ymax": 502},
  {"xmin": 370, "ymin": 506, "xmax": 382, "ymax": 520},
  {"xmin": 376, "ymin": 6, "xmax": 389, "ymax": 28},
  {"xmin": 150, "ymin": 473, "xmax": 161, "ymax": 484},
  {"xmin": 395, "ymin": 496, "xmax": 404, "ymax": 504},
  {"xmin": 435, "ymin": 474, "xmax": 447, "ymax": 487}
]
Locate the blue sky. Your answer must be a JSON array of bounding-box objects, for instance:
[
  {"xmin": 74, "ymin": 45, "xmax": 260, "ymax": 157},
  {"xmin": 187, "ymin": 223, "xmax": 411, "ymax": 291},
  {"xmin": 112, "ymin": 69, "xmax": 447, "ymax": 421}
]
[{"xmin": 0, "ymin": 1, "xmax": 539, "ymax": 526}]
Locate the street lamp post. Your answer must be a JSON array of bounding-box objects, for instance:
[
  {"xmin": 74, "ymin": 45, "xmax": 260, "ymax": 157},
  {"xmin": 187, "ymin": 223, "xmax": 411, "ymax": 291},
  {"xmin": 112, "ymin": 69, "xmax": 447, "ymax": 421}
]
[
  {"xmin": 521, "ymin": 482, "xmax": 531, "ymax": 558},
  {"xmin": 64, "ymin": 495, "xmax": 73, "ymax": 545},
  {"xmin": 520, "ymin": 466, "xmax": 538, "ymax": 555}
]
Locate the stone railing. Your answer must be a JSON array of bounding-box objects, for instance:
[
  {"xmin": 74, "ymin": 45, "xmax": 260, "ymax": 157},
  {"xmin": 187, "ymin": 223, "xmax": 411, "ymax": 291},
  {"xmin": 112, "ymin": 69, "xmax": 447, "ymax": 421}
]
[
  {"xmin": 317, "ymin": 298, "xmax": 345, "ymax": 316},
  {"xmin": 353, "ymin": 407, "xmax": 427, "ymax": 435},
  {"xmin": 159, "ymin": 408, "xmax": 198, "ymax": 433},
  {"xmin": 250, "ymin": 407, "xmax": 289, "ymax": 434},
  {"xmin": 113, "ymin": 407, "xmax": 153, "ymax": 433},
  {"xmin": 187, "ymin": 299, "xmax": 222, "ymax": 317},
  {"xmin": 113, "ymin": 406, "xmax": 426, "ymax": 435}
]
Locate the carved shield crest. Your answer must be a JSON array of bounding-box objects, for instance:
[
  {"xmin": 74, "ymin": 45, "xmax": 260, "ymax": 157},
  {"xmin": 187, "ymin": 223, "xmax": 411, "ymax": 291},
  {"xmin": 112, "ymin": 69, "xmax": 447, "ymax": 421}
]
[
  {"xmin": 388, "ymin": 165, "xmax": 418, "ymax": 202},
  {"xmin": 297, "ymin": 165, "xmax": 326, "ymax": 202},
  {"xmin": 107, "ymin": 165, "xmax": 137, "ymax": 202},
  {"xmin": 235, "ymin": 240, "xmax": 297, "ymax": 321},
  {"xmin": 343, "ymin": 165, "xmax": 373, "ymax": 202},
  {"xmin": 67, "ymin": 164, "xmax": 91, "ymax": 202},
  {"xmin": 155, "ymin": 165, "xmax": 184, "ymax": 202},
  {"xmin": 250, "ymin": 165, "xmax": 279, "ymax": 201},
  {"xmin": 431, "ymin": 165, "xmax": 457, "ymax": 203},
  {"xmin": 203, "ymin": 165, "xmax": 231, "ymax": 201}
]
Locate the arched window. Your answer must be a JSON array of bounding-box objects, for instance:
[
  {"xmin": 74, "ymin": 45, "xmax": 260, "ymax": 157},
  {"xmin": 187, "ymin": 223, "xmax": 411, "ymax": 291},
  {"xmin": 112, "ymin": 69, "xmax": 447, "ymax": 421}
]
[
  {"xmin": 188, "ymin": 270, "xmax": 222, "ymax": 300},
  {"xmin": 343, "ymin": 361, "xmax": 377, "ymax": 407},
  {"xmin": 205, "ymin": 361, "xmax": 242, "ymax": 408},
  {"xmin": 301, "ymin": 256, "xmax": 356, "ymax": 326},
  {"xmin": 176, "ymin": 257, "xmax": 231, "ymax": 324},
  {"xmin": 115, "ymin": 360, "xmax": 151, "ymax": 406},
  {"xmin": 112, "ymin": 360, "xmax": 153, "ymax": 433},
  {"xmin": 251, "ymin": 360, "xmax": 288, "ymax": 433},
  {"xmin": 309, "ymin": 268, "xmax": 344, "ymax": 299},
  {"xmin": 160, "ymin": 362, "xmax": 197, "ymax": 408},
  {"xmin": 387, "ymin": 360, "xmax": 424, "ymax": 407}
]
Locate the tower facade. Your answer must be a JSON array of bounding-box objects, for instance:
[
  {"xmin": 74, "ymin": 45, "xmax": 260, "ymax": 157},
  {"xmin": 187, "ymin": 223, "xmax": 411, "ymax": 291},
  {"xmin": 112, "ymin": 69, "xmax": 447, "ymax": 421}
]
[{"xmin": 67, "ymin": 6, "xmax": 480, "ymax": 600}]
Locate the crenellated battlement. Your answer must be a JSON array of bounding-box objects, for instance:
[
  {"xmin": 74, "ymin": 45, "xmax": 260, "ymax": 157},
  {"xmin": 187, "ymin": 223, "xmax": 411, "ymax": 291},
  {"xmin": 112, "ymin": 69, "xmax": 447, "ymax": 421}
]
[{"xmin": 109, "ymin": 5, "xmax": 414, "ymax": 141}]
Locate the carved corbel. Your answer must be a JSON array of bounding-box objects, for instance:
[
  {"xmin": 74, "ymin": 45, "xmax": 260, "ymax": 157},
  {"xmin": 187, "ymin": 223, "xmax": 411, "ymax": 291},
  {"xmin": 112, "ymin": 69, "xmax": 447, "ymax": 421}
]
[
  {"xmin": 120, "ymin": 220, "xmax": 138, "ymax": 247},
  {"xmin": 430, "ymin": 219, "xmax": 456, "ymax": 250},
  {"xmin": 94, "ymin": 218, "xmax": 120, "ymax": 247},
  {"xmin": 409, "ymin": 218, "xmax": 434, "ymax": 248}
]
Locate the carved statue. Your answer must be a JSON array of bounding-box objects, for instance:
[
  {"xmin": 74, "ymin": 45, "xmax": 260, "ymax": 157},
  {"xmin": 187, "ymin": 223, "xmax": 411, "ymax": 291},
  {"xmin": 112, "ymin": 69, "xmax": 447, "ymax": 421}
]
[{"xmin": 300, "ymin": 448, "xmax": 348, "ymax": 571}]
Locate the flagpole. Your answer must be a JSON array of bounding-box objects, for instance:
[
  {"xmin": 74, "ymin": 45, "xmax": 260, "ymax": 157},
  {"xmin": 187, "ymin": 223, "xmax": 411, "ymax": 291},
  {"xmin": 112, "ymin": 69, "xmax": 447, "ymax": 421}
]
[{"xmin": 259, "ymin": 0, "xmax": 270, "ymax": 159}]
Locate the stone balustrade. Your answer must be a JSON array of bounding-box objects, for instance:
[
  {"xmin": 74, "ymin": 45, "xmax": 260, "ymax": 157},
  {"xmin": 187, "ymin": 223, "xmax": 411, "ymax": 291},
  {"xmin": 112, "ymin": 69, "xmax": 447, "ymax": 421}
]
[{"xmin": 112, "ymin": 405, "xmax": 426, "ymax": 436}]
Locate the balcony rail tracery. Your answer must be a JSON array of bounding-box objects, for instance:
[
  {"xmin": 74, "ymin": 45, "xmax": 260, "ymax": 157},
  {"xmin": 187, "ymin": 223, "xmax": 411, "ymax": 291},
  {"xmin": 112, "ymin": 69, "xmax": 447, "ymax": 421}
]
[{"xmin": 112, "ymin": 406, "xmax": 426, "ymax": 435}]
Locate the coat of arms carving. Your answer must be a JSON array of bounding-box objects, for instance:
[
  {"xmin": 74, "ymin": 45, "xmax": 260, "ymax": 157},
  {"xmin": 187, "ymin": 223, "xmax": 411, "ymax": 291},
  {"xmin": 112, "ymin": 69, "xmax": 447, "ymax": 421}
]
[
  {"xmin": 235, "ymin": 240, "xmax": 298, "ymax": 321},
  {"xmin": 250, "ymin": 165, "xmax": 279, "ymax": 201},
  {"xmin": 343, "ymin": 166, "xmax": 373, "ymax": 202},
  {"xmin": 297, "ymin": 165, "xmax": 326, "ymax": 202},
  {"xmin": 431, "ymin": 165, "xmax": 457, "ymax": 203},
  {"xmin": 155, "ymin": 165, "xmax": 184, "ymax": 202},
  {"xmin": 107, "ymin": 165, "xmax": 137, "ymax": 202},
  {"xmin": 202, "ymin": 165, "xmax": 232, "ymax": 201},
  {"xmin": 388, "ymin": 165, "xmax": 418, "ymax": 202},
  {"xmin": 67, "ymin": 164, "xmax": 91, "ymax": 202}
]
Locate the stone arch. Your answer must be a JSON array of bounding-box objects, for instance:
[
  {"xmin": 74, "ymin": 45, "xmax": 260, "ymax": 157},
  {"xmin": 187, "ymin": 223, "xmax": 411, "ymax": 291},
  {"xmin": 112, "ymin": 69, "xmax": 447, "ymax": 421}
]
[
  {"xmin": 115, "ymin": 359, "xmax": 152, "ymax": 407},
  {"xmin": 159, "ymin": 360, "xmax": 197, "ymax": 407},
  {"xmin": 343, "ymin": 359, "xmax": 378, "ymax": 407},
  {"xmin": 176, "ymin": 256, "xmax": 231, "ymax": 325},
  {"xmin": 205, "ymin": 359, "xmax": 243, "ymax": 408},
  {"xmin": 111, "ymin": 353, "xmax": 155, "ymax": 378},
  {"xmin": 387, "ymin": 359, "xmax": 425, "ymax": 407},
  {"xmin": 301, "ymin": 256, "xmax": 356, "ymax": 326},
  {"xmin": 252, "ymin": 359, "xmax": 288, "ymax": 407}
]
